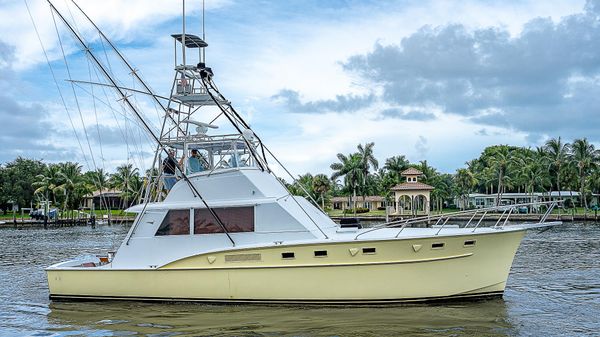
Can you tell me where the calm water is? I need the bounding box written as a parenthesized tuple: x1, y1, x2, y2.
(0, 223, 599, 337)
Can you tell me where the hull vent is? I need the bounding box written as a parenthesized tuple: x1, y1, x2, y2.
(224, 253, 262, 262)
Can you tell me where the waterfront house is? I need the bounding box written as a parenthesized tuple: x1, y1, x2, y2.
(331, 196, 385, 211)
(456, 191, 581, 210)
(83, 189, 125, 210)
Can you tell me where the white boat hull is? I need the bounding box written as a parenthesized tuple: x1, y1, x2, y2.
(47, 229, 525, 304)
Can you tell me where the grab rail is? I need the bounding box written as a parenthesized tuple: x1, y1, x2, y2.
(355, 200, 563, 240)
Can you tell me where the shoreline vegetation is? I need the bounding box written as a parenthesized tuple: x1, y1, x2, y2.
(0, 137, 599, 222)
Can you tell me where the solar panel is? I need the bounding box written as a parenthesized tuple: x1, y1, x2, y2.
(171, 34, 208, 48)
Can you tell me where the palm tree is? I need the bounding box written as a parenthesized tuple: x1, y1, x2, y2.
(84, 168, 110, 211)
(312, 174, 331, 210)
(55, 162, 86, 211)
(331, 153, 363, 215)
(589, 169, 600, 208)
(121, 174, 143, 208)
(357, 142, 379, 201)
(383, 155, 409, 183)
(292, 173, 315, 199)
(569, 138, 599, 209)
(430, 174, 452, 213)
(32, 164, 61, 206)
(417, 160, 437, 184)
(545, 137, 570, 205)
(487, 146, 515, 206)
(519, 161, 551, 212)
(454, 168, 477, 210)
(110, 164, 140, 208)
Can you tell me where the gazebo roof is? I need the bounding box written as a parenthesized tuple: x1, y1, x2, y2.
(391, 182, 434, 191)
(401, 167, 423, 176)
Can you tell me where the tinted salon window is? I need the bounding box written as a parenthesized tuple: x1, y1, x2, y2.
(194, 207, 254, 234)
(155, 209, 190, 236)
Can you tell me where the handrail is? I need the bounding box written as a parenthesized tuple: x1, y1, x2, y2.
(355, 200, 563, 240)
(464, 211, 478, 228)
(471, 210, 488, 233)
(434, 217, 451, 235)
(493, 209, 508, 228)
(499, 207, 514, 228)
(540, 202, 556, 223)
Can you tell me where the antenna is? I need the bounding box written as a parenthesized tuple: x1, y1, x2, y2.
(202, 0, 206, 63)
(182, 0, 186, 67)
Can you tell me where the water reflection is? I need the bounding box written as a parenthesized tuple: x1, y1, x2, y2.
(47, 299, 514, 336)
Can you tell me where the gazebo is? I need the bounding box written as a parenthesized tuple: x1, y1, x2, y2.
(391, 168, 434, 215)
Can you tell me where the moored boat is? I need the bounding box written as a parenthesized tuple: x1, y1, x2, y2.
(45, 0, 561, 304)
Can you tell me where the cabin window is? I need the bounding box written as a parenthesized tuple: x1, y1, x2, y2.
(431, 242, 445, 249)
(194, 206, 254, 234)
(314, 250, 328, 257)
(362, 247, 376, 254)
(282, 252, 295, 259)
(155, 209, 190, 236)
(464, 240, 476, 247)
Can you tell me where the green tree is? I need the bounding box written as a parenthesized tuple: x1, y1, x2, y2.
(357, 142, 379, 201)
(430, 173, 453, 213)
(545, 137, 570, 203)
(0, 157, 46, 211)
(569, 138, 599, 209)
(487, 146, 517, 205)
(383, 155, 409, 183)
(454, 168, 477, 210)
(312, 174, 331, 210)
(55, 162, 88, 211)
(330, 153, 363, 215)
(110, 164, 140, 208)
(32, 164, 61, 206)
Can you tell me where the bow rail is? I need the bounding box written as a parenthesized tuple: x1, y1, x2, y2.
(354, 200, 563, 240)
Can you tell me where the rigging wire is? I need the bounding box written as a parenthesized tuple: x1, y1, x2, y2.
(86, 58, 111, 215)
(24, 0, 89, 169)
(204, 78, 325, 212)
(199, 77, 330, 239)
(51, 8, 99, 173)
(48, 1, 236, 246)
(72, 80, 156, 172)
(26, 0, 118, 221)
(69, 0, 188, 137)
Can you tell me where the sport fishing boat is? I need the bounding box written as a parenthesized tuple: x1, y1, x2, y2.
(45, 0, 561, 304)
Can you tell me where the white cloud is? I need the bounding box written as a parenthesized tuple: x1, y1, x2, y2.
(0, 0, 591, 175)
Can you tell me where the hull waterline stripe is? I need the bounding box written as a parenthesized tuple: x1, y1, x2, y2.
(49, 291, 505, 305)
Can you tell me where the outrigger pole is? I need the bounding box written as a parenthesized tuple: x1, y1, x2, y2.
(47, 0, 236, 246)
(67, 0, 187, 136)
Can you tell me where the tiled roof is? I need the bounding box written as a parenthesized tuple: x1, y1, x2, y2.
(401, 167, 423, 176)
(87, 189, 122, 198)
(391, 182, 434, 191)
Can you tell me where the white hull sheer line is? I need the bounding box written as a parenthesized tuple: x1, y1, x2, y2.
(42, 0, 563, 304)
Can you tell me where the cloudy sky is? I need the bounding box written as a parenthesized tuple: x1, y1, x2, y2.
(0, 0, 598, 175)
